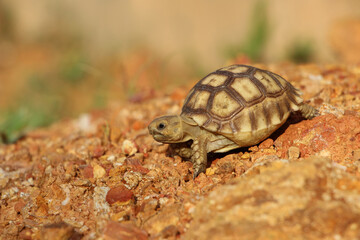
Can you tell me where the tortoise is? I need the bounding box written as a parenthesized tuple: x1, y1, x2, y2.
(148, 64, 317, 178)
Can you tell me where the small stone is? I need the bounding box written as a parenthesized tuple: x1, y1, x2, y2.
(319, 149, 331, 158)
(126, 157, 149, 174)
(122, 140, 138, 156)
(106, 185, 134, 205)
(92, 146, 106, 158)
(107, 155, 116, 162)
(241, 152, 251, 159)
(72, 179, 91, 187)
(110, 211, 129, 221)
(93, 164, 106, 178)
(159, 197, 169, 206)
(205, 167, 216, 176)
(248, 145, 259, 152)
(124, 171, 142, 189)
(288, 146, 300, 160)
(262, 148, 277, 154)
(82, 165, 94, 178)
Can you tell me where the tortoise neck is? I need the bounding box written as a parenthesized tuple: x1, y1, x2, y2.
(180, 115, 203, 141)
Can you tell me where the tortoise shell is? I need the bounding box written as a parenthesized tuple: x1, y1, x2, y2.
(181, 64, 303, 146)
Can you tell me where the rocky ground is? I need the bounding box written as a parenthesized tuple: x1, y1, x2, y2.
(1, 63, 360, 240)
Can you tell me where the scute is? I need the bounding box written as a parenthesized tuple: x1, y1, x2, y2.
(254, 71, 282, 95)
(204, 120, 220, 132)
(219, 65, 249, 74)
(270, 72, 289, 89)
(233, 108, 252, 132)
(189, 90, 210, 110)
(211, 91, 241, 118)
(201, 74, 228, 87)
(230, 77, 263, 103)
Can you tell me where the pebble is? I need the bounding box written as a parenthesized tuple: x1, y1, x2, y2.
(241, 152, 251, 159)
(92, 146, 105, 158)
(288, 146, 300, 160)
(106, 185, 134, 205)
(93, 164, 106, 179)
(124, 171, 142, 189)
(122, 140, 138, 156)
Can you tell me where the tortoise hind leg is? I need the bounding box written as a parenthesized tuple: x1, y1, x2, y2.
(299, 104, 319, 119)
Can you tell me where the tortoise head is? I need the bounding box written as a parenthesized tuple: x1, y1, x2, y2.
(148, 115, 184, 143)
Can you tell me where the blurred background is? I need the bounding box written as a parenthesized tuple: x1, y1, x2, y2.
(1, 0, 360, 142)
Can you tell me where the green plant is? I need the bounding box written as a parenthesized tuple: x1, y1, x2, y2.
(0, 106, 56, 143)
(287, 39, 314, 63)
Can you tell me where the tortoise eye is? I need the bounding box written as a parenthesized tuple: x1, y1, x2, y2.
(157, 123, 166, 130)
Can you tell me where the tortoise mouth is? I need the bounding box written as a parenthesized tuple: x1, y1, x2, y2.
(148, 127, 165, 141)
(152, 133, 180, 144)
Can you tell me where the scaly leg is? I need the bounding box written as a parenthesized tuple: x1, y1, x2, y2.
(299, 104, 319, 119)
(191, 136, 208, 179)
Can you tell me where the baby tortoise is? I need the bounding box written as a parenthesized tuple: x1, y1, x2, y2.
(148, 65, 317, 178)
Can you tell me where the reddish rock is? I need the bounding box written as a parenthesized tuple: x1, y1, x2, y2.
(126, 157, 149, 174)
(103, 221, 148, 240)
(92, 146, 106, 158)
(82, 165, 94, 178)
(122, 140, 138, 156)
(185, 157, 360, 240)
(275, 114, 360, 163)
(106, 185, 134, 205)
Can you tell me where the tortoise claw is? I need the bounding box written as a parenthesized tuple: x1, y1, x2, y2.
(193, 164, 206, 179)
(193, 170, 200, 179)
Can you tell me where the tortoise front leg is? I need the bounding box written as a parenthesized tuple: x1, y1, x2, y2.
(191, 136, 208, 178)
